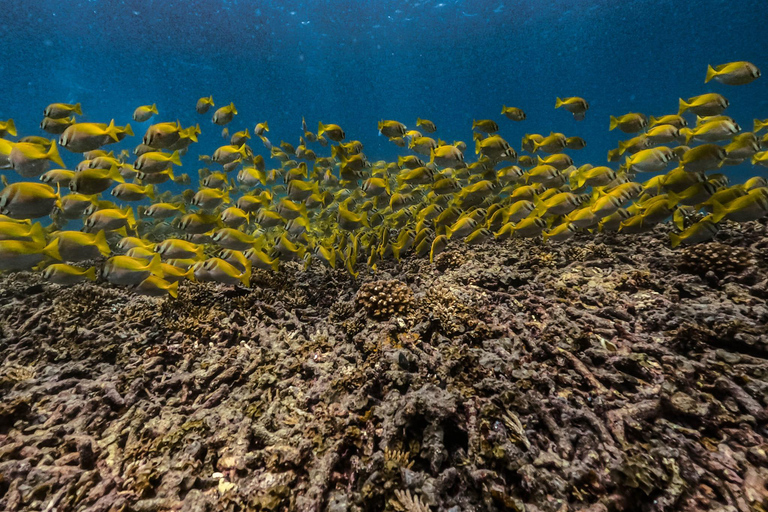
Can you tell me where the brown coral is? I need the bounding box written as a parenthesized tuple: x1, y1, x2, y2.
(677, 242, 754, 278)
(433, 249, 470, 272)
(355, 280, 413, 319)
(565, 242, 612, 262)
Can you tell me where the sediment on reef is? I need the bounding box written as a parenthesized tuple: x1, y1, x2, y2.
(1, 220, 768, 512)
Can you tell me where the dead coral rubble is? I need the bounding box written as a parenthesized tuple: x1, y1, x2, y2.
(1, 221, 768, 512)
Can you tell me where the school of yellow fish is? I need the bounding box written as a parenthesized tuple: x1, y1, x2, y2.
(0, 61, 766, 298)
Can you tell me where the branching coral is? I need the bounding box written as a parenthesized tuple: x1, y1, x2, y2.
(356, 280, 414, 319)
(677, 242, 754, 278)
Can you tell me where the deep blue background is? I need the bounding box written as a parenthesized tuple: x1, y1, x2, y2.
(1, 0, 766, 184)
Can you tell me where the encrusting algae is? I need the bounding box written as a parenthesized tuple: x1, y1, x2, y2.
(0, 60, 766, 298)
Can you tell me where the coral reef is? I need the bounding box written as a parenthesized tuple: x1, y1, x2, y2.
(1, 220, 768, 511)
(677, 241, 755, 279)
(356, 279, 414, 319)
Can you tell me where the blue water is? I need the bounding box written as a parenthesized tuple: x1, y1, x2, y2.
(1, 0, 767, 184)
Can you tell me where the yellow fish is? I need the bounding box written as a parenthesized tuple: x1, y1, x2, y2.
(669, 218, 719, 248)
(501, 106, 526, 121)
(135, 275, 179, 298)
(196, 96, 214, 114)
(0, 182, 59, 219)
(10, 141, 66, 178)
(678, 93, 729, 116)
(378, 120, 407, 138)
(102, 254, 162, 286)
(44, 103, 83, 119)
(212, 102, 238, 125)
(0, 119, 17, 137)
(42, 263, 97, 285)
(0, 238, 61, 271)
(609, 113, 647, 133)
(555, 97, 589, 120)
(705, 61, 760, 85)
(318, 122, 345, 142)
(472, 119, 499, 134)
(133, 104, 158, 122)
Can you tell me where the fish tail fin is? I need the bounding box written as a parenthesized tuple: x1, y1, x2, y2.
(239, 268, 251, 287)
(317, 121, 325, 136)
(167, 280, 179, 299)
(649, 116, 658, 126)
(94, 229, 111, 257)
(73, 103, 83, 115)
(754, 119, 766, 133)
(170, 150, 182, 166)
(678, 98, 689, 115)
(345, 253, 359, 278)
(684, 129, 695, 145)
(43, 238, 62, 261)
(609, 116, 618, 131)
(331, 144, 346, 162)
(669, 232, 682, 249)
(85, 266, 98, 281)
(150, 103, 158, 114)
(124, 206, 137, 232)
(145, 184, 156, 201)
(710, 200, 727, 224)
(555, 97, 563, 108)
(46, 141, 65, 167)
(229, 102, 237, 115)
(29, 222, 46, 244)
(705, 64, 717, 83)
(429, 147, 436, 165)
(666, 191, 681, 209)
(122, 124, 134, 137)
(110, 164, 125, 184)
(500, 105, 506, 114)
(148, 254, 163, 276)
(673, 209, 686, 231)
(5, 118, 16, 137)
(105, 119, 120, 142)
